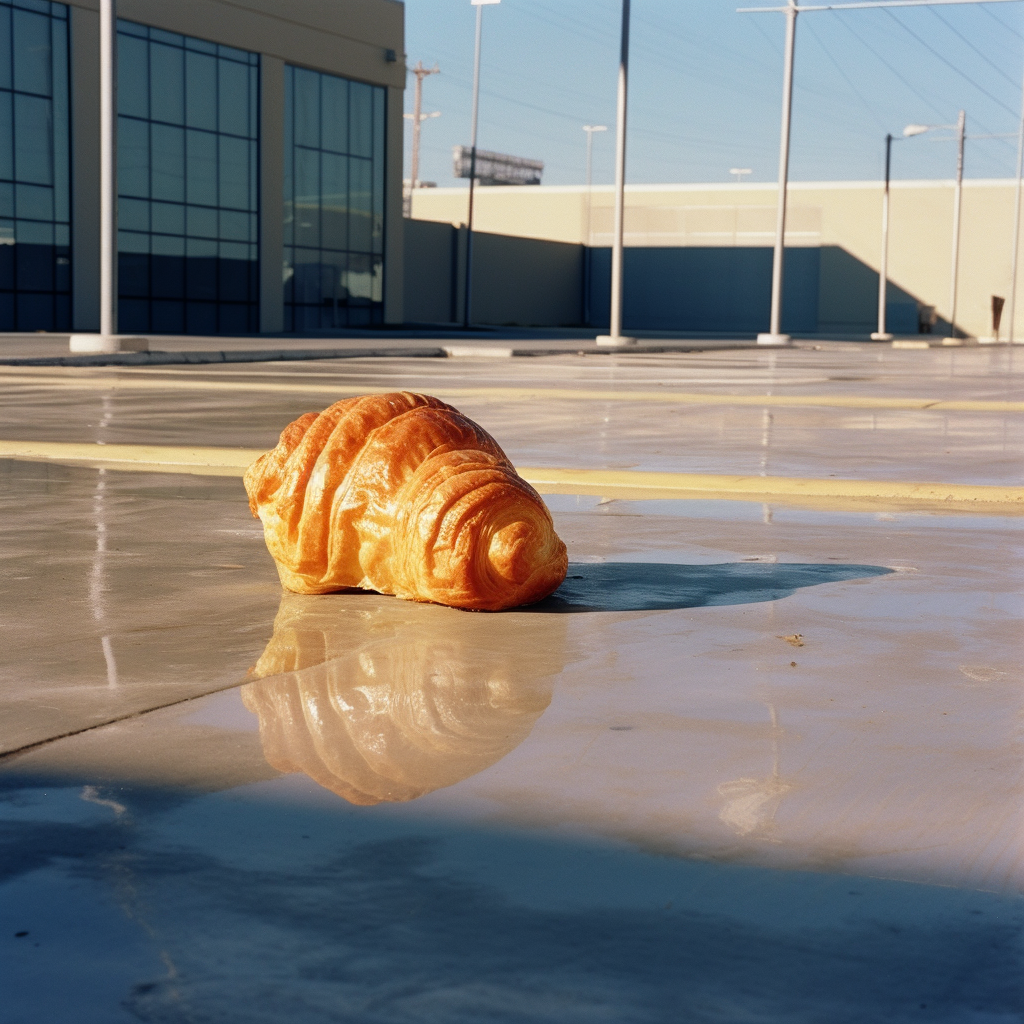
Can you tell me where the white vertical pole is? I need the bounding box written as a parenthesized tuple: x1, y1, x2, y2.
(597, 0, 636, 346)
(463, 2, 484, 328)
(584, 126, 594, 327)
(949, 109, 965, 339)
(872, 133, 893, 340)
(759, 0, 797, 346)
(1009, 69, 1024, 345)
(99, 0, 117, 338)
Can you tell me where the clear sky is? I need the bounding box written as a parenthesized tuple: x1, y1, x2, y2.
(402, 0, 1024, 188)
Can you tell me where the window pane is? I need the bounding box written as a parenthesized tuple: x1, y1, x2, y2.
(151, 123, 184, 202)
(51, 15, 68, 221)
(150, 28, 183, 47)
(185, 50, 216, 130)
(117, 32, 148, 118)
(117, 115, 148, 197)
(186, 204, 217, 238)
(151, 201, 184, 235)
(15, 181, 51, 219)
(118, 196, 148, 231)
(0, 7, 12, 91)
(219, 208, 249, 241)
(186, 128, 216, 206)
(150, 43, 184, 125)
(321, 74, 347, 154)
(348, 157, 371, 252)
(349, 81, 372, 158)
(15, 94, 52, 184)
(13, 9, 50, 96)
(0, 182, 12, 218)
(294, 147, 319, 248)
(292, 247, 321, 305)
(218, 134, 248, 210)
(0, 93, 12, 180)
(218, 57, 248, 137)
(320, 151, 346, 251)
(293, 67, 318, 148)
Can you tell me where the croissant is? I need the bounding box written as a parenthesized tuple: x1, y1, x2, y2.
(244, 392, 567, 610)
(241, 592, 563, 805)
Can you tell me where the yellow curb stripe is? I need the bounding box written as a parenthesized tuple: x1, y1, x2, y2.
(2, 440, 1020, 512)
(0, 373, 1021, 413)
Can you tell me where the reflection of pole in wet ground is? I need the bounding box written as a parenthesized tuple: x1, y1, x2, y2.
(90, 394, 118, 688)
(717, 702, 792, 839)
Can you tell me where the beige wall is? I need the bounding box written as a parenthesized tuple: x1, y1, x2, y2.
(66, 0, 405, 330)
(410, 181, 1022, 339)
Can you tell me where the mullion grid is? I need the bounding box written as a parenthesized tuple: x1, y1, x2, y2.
(117, 21, 258, 335)
(0, 0, 70, 332)
(285, 65, 384, 332)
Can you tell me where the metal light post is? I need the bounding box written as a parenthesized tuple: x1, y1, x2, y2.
(871, 132, 895, 341)
(597, 0, 636, 346)
(949, 109, 966, 339)
(757, 0, 798, 346)
(582, 124, 607, 327)
(1009, 66, 1024, 344)
(463, 0, 499, 329)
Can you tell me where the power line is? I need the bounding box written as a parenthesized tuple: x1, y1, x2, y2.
(929, 6, 1020, 88)
(803, 17, 889, 131)
(980, 3, 1024, 41)
(883, 7, 1019, 118)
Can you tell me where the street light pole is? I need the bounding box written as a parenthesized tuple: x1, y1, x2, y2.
(1009, 69, 1024, 345)
(582, 124, 607, 328)
(871, 132, 894, 341)
(948, 109, 966, 339)
(463, 0, 498, 329)
(597, 0, 636, 346)
(758, 0, 798, 346)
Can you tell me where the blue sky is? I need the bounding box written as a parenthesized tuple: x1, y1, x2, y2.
(402, 0, 1024, 187)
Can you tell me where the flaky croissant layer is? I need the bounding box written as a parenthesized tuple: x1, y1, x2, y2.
(244, 392, 568, 610)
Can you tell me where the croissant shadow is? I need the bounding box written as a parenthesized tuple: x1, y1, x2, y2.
(532, 562, 893, 613)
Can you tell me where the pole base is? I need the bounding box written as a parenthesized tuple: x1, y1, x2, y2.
(756, 333, 791, 346)
(595, 334, 638, 347)
(69, 334, 149, 354)
(870, 332, 894, 342)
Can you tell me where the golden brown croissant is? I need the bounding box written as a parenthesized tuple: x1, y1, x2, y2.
(241, 593, 564, 805)
(244, 392, 567, 610)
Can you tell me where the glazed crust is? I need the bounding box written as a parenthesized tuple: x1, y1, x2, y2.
(244, 392, 568, 610)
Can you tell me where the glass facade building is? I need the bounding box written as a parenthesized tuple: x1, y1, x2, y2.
(284, 65, 385, 329)
(116, 21, 259, 334)
(0, 0, 70, 332)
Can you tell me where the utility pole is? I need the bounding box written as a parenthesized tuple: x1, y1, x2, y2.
(871, 132, 894, 341)
(1009, 70, 1023, 344)
(596, 0, 636, 346)
(582, 124, 607, 327)
(949, 109, 965, 339)
(408, 61, 439, 193)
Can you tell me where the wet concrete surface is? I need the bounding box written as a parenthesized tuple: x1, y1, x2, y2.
(1, 346, 1022, 1022)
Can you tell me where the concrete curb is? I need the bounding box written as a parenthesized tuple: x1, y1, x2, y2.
(0, 342, 760, 368)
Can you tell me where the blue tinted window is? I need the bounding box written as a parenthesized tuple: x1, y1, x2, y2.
(0, 0, 69, 332)
(117, 20, 259, 334)
(12, 9, 49, 95)
(284, 65, 385, 330)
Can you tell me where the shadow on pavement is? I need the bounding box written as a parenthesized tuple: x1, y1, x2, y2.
(536, 561, 893, 612)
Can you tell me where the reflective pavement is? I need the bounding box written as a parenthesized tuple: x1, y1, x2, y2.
(1, 346, 1022, 1022)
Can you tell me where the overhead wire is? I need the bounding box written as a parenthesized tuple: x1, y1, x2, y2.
(802, 18, 889, 132)
(882, 8, 1019, 120)
(928, 7, 1020, 89)
(980, 3, 1024, 43)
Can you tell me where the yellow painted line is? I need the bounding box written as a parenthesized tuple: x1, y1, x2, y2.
(2, 440, 1020, 513)
(0, 373, 1020, 413)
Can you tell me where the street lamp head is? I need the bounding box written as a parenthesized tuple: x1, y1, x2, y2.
(583, 125, 608, 133)
(903, 124, 931, 137)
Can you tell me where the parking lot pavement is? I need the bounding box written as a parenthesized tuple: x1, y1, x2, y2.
(1, 345, 1022, 1022)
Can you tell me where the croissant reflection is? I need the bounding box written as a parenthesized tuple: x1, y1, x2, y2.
(241, 593, 568, 805)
